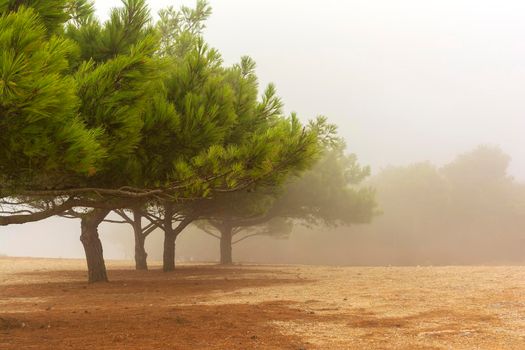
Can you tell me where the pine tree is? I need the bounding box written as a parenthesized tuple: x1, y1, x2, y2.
(197, 147, 378, 264)
(0, 5, 103, 191)
(0, 0, 341, 282)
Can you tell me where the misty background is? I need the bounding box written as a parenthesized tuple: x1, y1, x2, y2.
(1, 0, 524, 264)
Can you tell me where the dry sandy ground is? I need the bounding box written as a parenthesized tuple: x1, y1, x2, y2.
(0, 257, 524, 349)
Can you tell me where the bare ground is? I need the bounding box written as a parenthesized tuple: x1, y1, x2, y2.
(1, 257, 524, 349)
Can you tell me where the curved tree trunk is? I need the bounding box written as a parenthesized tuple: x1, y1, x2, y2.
(80, 208, 110, 283)
(132, 209, 148, 270)
(219, 225, 233, 265)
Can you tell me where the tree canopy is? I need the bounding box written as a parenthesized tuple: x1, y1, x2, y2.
(196, 145, 378, 263)
(0, 0, 329, 207)
(0, 0, 345, 281)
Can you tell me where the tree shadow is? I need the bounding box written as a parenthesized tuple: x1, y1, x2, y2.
(1, 265, 309, 299)
(0, 266, 318, 349)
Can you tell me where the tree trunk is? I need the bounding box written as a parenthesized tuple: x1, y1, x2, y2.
(163, 229, 176, 272)
(132, 209, 148, 270)
(80, 208, 110, 283)
(162, 203, 176, 272)
(162, 207, 194, 272)
(220, 225, 233, 265)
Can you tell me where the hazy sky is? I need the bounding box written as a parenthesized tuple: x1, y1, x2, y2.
(94, 0, 525, 180)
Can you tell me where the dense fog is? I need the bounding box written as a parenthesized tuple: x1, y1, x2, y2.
(95, 0, 525, 181)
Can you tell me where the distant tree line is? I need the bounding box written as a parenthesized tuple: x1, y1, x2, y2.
(337, 145, 525, 265)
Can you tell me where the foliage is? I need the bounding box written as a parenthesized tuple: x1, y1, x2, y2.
(0, 0, 332, 221)
(65, 0, 153, 63)
(64, 0, 96, 27)
(0, 6, 103, 190)
(197, 145, 378, 244)
(157, 0, 211, 57)
(274, 147, 376, 227)
(0, 0, 71, 34)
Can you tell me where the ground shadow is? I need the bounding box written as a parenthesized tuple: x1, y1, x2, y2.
(1, 265, 307, 299)
(0, 266, 318, 349)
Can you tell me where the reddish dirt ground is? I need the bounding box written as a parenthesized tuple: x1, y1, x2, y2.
(1, 257, 525, 349)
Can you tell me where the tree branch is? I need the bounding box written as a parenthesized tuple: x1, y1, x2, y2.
(143, 213, 164, 230)
(173, 216, 195, 237)
(114, 209, 134, 224)
(0, 198, 77, 225)
(143, 223, 158, 237)
(103, 219, 128, 224)
(199, 226, 221, 240)
(232, 232, 264, 245)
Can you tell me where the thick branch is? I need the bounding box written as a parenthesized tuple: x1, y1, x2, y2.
(173, 216, 195, 237)
(143, 224, 158, 237)
(0, 198, 76, 225)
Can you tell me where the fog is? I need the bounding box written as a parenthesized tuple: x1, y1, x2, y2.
(1, 1, 524, 265)
(94, 0, 525, 180)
